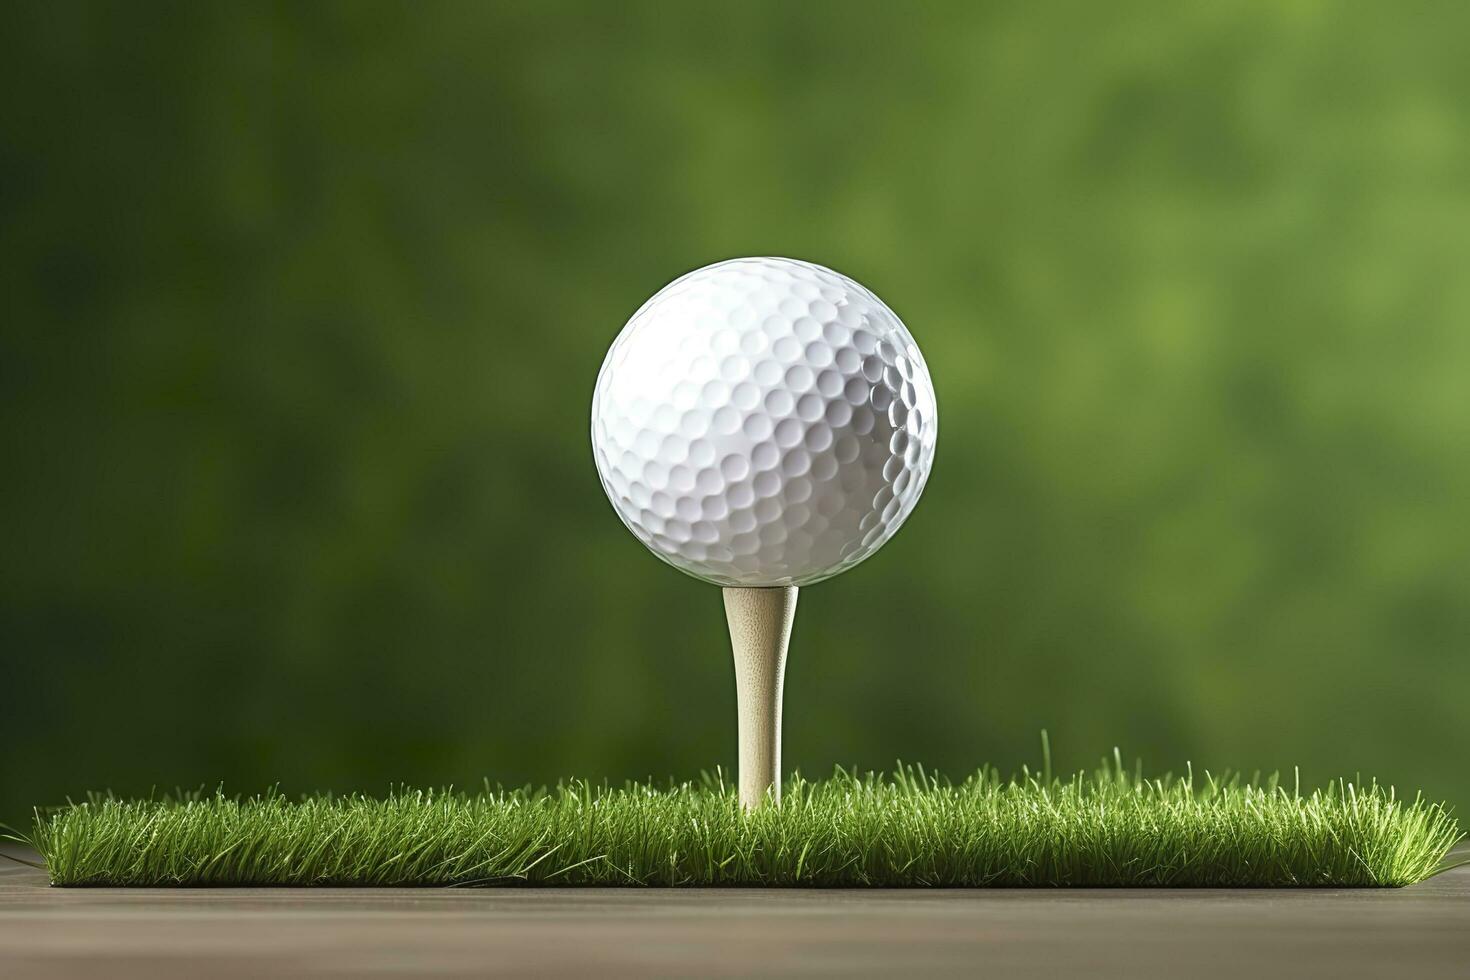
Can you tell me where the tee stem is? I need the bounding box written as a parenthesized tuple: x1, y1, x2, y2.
(722, 585, 798, 810)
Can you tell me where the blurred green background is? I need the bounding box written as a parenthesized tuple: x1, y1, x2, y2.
(3, 0, 1468, 828)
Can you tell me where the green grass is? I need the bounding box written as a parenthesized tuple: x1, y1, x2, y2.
(17, 755, 1463, 888)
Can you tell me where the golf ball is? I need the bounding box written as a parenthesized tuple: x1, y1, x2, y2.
(591, 257, 937, 587)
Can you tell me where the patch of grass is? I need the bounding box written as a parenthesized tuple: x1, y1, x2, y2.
(20, 755, 1463, 888)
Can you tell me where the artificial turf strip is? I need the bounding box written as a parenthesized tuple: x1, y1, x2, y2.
(23, 762, 1464, 888)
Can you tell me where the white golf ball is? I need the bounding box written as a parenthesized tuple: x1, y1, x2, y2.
(591, 257, 937, 587)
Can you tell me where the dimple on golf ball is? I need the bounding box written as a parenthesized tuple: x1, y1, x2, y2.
(591, 257, 938, 587)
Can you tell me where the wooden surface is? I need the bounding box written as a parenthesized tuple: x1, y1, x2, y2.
(722, 585, 798, 809)
(2, 849, 1466, 979)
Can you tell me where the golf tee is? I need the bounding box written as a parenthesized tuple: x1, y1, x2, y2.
(722, 585, 798, 810)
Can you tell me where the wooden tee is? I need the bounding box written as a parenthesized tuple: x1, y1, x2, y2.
(722, 585, 798, 810)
